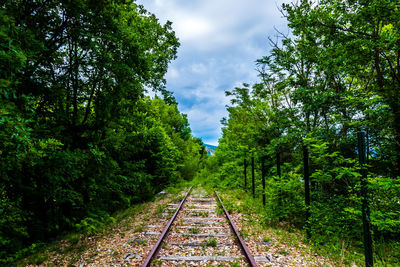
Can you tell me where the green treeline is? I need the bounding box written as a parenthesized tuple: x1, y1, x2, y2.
(0, 0, 205, 262)
(199, 0, 400, 263)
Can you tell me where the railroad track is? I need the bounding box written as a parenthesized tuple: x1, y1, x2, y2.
(141, 187, 269, 266)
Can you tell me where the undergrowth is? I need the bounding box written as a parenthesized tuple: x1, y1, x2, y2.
(197, 178, 398, 266)
(14, 180, 191, 266)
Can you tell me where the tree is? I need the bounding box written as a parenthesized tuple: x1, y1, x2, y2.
(0, 1, 206, 262)
(283, 0, 400, 176)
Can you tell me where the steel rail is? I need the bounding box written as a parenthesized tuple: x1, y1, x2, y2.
(215, 191, 258, 267)
(142, 186, 193, 267)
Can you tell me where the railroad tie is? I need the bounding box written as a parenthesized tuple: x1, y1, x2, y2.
(141, 188, 258, 267)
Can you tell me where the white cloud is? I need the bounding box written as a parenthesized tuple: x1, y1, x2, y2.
(138, 0, 291, 145)
(183, 101, 227, 139)
(140, 0, 289, 51)
(174, 15, 213, 43)
(166, 67, 179, 79)
(190, 63, 207, 74)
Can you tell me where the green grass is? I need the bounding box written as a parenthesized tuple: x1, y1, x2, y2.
(154, 203, 168, 217)
(216, 206, 224, 215)
(153, 259, 163, 265)
(67, 233, 81, 244)
(27, 253, 49, 265)
(189, 227, 200, 234)
(278, 249, 289, 255)
(263, 236, 271, 242)
(204, 238, 217, 247)
(174, 195, 185, 202)
(192, 210, 209, 217)
(239, 229, 249, 239)
(186, 204, 196, 209)
(228, 260, 241, 266)
(134, 224, 145, 233)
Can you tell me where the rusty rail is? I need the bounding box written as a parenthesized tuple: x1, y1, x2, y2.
(215, 191, 258, 267)
(142, 186, 193, 267)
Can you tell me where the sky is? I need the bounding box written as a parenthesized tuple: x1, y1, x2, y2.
(137, 0, 290, 146)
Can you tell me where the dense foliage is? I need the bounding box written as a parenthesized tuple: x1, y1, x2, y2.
(199, 0, 400, 263)
(0, 0, 205, 262)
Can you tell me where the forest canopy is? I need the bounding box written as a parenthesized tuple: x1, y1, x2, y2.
(0, 0, 205, 262)
(198, 0, 400, 264)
